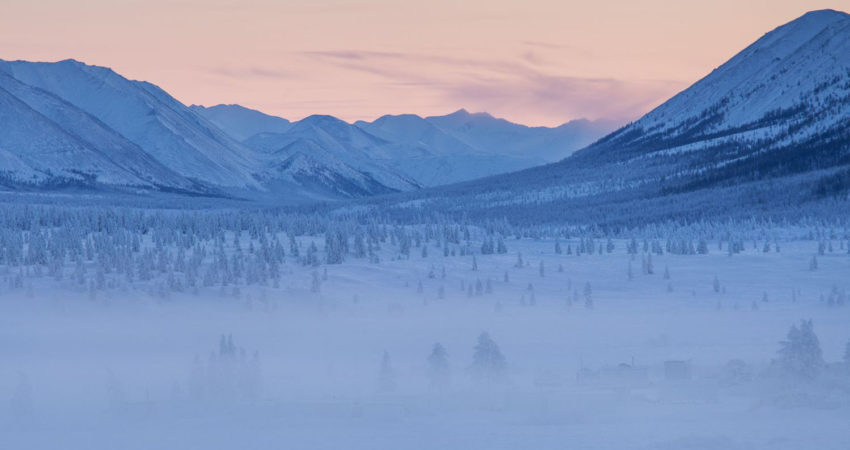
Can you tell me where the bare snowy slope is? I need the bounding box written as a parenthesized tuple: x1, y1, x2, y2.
(0, 70, 202, 191)
(191, 104, 292, 141)
(0, 59, 261, 189)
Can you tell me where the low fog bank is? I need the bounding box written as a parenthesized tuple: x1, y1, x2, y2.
(1, 237, 850, 449)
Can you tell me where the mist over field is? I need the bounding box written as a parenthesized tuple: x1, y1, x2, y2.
(2, 4, 850, 449)
(1, 209, 848, 449)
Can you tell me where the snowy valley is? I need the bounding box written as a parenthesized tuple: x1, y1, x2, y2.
(0, 205, 849, 449)
(1, 6, 850, 450)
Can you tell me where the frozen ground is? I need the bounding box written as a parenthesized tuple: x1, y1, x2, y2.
(1, 238, 849, 449)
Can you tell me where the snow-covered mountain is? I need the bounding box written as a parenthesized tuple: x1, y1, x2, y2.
(0, 67, 204, 192)
(365, 10, 850, 225)
(354, 112, 542, 186)
(191, 104, 292, 141)
(0, 59, 261, 189)
(1, 58, 602, 199)
(423, 109, 615, 162)
(230, 108, 612, 187)
(245, 115, 421, 195)
(360, 110, 614, 185)
(0, 60, 420, 199)
(578, 8, 850, 190)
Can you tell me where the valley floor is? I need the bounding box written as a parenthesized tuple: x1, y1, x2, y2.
(1, 239, 849, 450)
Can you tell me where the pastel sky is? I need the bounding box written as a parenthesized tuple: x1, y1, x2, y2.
(1, 0, 846, 126)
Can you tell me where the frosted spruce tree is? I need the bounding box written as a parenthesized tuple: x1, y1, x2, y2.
(378, 351, 396, 393)
(777, 319, 824, 380)
(843, 339, 850, 367)
(427, 343, 450, 389)
(470, 332, 506, 384)
(10, 373, 33, 419)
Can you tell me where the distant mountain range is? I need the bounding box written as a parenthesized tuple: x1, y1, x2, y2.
(3, 8, 848, 225)
(360, 9, 850, 225)
(0, 58, 612, 200)
(192, 105, 613, 187)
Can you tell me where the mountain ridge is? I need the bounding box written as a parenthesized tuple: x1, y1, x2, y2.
(347, 9, 850, 226)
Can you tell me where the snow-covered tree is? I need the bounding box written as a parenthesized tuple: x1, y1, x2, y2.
(427, 343, 450, 389)
(470, 332, 506, 384)
(777, 319, 824, 380)
(378, 351, 396, 393)
(844, 339, 850, 366)
(10, 373, 32, 418)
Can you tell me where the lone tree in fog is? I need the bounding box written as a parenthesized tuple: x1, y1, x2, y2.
(471, 332, 506, 383)
(378, 351, 396, 393)
(843, 339, 850, 366)
(777, 319, 824, 380)
(427, 343, 450, 388)
(10, 373, 32, 418)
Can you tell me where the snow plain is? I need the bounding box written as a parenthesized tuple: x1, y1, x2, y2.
(1, 238, 849, 450)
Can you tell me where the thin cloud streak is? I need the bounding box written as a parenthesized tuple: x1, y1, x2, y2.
(206, 66, 299, 80)
(302, 49, 685, 124)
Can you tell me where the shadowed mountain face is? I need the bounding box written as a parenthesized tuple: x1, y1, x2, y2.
(357, 10, 850, 226)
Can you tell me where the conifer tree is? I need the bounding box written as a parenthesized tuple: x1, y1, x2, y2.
(427, 343, 450, 389)
(471, 332, 506, 384)
(378, 351, 396, 393)
(777, 319, 824, 379)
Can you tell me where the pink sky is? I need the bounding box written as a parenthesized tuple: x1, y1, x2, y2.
(1, 0, 846, 126)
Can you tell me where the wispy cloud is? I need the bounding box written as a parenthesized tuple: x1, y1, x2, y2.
(302, 49, 684, 124)
(206, 65, 298, 80)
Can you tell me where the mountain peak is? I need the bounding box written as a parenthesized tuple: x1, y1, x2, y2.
(431, 109, 498, 124)
(763, 9, 850, 48)
(56, 58, 86, 65)
(799, 9, 849, 21)
(300, 114, 348, 125)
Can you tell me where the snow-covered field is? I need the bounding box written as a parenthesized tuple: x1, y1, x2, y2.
(1, 237, 849, 450)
